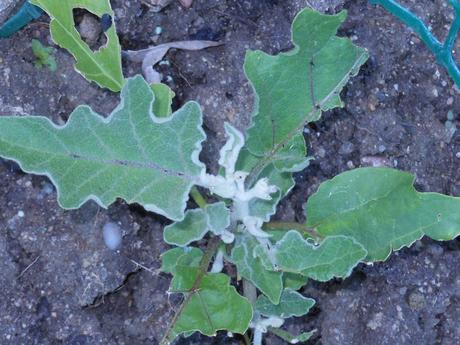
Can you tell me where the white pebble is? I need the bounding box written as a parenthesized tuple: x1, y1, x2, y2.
(17, 210, 24, 218)
(103, 222, 122, 250)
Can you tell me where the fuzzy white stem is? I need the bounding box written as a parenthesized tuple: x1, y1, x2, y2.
(210, 248, 225, 273)
(253, 329, 263, 345)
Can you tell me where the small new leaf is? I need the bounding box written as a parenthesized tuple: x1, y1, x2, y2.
(30, 0, 124, 91)
(32, 39, 57, 72)
(219, 123, 245, 176)
(205, 202, 230, 235)
(0, 76, 205, 221)
(306, 167, 460, 261)
(256, 289, 315, 319)
(275, 231, 367, 281)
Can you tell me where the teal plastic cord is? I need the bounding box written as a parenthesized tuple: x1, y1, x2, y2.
(0, 1, 43, 39)
(370, 0, 460, 87)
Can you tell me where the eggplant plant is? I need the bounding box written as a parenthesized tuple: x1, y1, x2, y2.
(1, 2, 459, 344)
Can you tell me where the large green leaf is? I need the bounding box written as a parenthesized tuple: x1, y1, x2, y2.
(30, 0, 124, 91)
(160, 248, 253, 338)
(0, 76, 205, 221)
(231, 234, 283, 304)
(275, 231, 367, 281)
(306, 168, 460, 261)
(171, 273, 253, 338)
(255, 289, 315, 319)
(243, 8, 368, 167)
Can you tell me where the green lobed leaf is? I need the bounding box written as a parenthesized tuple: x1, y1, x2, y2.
(171, 273, 253, 338)
(164, 209, 208, 246)
(256, 289, 315, 319)
(236, 10, 366, 223)
(0, 76, 205, 221)
(243, 8, 368, 168)
(160, 249, 252, 338)
(231, 234, 283, 304)
(275, 231, 367, 281)
(306, 167, 460, 261)
(30, 0, 124, 91)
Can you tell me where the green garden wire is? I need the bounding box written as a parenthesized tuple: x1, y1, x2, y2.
(370, 0, 460, 87)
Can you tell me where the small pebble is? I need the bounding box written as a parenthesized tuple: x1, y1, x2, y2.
(361, 156, 392, 167)
(103, 222, 122, 250)
(407, 291, 426, 310)
(346, 160, 355, 169)
(447, 110, 454, 121)
(78, 14, 101, 44)
(316, 147, 326, 158)
(41, 182, 54, 195)
(17, 210, 24, 218)
(155, 26, 163, 35)
(376, 91, 386, 102)
(339, 141, 354, 155)
(427, 244, 444, 257)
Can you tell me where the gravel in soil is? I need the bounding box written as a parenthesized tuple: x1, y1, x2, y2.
(0, 0, 459, 344)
